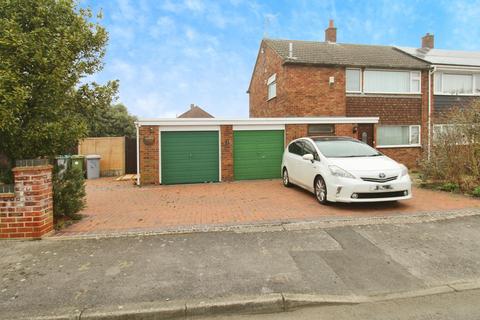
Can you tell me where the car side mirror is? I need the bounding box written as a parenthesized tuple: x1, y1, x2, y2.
(302, 154, 314, 162)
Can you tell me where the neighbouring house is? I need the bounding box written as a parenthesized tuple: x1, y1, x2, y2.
(248, 20, 431, 168)
(396, 35, 480, 146)
(178, 104, 214, 118)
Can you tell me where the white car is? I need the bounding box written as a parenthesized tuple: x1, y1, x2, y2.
(281, 136, 412, 204)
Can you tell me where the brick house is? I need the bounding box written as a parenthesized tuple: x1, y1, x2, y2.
(397, 35, 480, 149)
(248, 20, 431, 167)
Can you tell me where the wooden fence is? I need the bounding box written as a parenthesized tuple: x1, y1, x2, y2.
(78, 137, 125, 176)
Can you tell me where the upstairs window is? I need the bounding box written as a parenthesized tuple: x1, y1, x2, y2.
(267, 73, 276, 100)
(346, 68, 361, 92)
(364, 70, 421, 94)
(435, 72, 480, 95)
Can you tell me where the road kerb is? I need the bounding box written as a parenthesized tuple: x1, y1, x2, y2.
(185, 294, 284, 317)
(282, 293, 366, 311)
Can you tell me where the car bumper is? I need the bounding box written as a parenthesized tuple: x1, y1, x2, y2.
(327, 175, 412, 203)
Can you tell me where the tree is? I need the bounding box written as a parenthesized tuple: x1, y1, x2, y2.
(0, 0, 118, 163)
(87, 103, 138, 138)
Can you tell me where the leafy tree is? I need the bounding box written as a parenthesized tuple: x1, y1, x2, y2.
(0, 0, 118, 163)
(87, 103, 138, 138)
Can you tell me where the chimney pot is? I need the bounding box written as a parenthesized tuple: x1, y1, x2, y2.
(325, 19, 337, 43)
(421, 33, 434, 49)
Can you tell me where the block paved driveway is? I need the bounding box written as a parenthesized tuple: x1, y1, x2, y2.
(54, 178, 480, 237)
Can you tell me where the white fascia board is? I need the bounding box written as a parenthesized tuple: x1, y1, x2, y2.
(135, 117, 379, 126)
(433, 65, 480, 72)
(233, 124, 285, 131)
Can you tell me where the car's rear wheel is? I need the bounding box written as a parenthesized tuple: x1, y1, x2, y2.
(282, 168, 292, 187)
(314, 176, 328, 205)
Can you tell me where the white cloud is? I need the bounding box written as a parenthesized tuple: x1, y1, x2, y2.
(184, 0, 205, 13)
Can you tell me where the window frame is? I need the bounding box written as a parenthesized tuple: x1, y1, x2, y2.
(346, 68, 362, 93)
(362, 69, 422, 95)
(307, 124, 335, 136)
(267, 73, 277, 100)
(376, 125, 422, 148)
(434, 71, 480, 96)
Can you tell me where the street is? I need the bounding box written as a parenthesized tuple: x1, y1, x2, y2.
(1, 211, 480, 319)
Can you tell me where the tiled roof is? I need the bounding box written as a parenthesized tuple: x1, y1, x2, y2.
(177, 105, 214, 118)
(264, 39, 429, 69)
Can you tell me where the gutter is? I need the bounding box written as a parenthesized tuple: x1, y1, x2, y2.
(135, 123, 140, 186)
(427, 66, 436, 160)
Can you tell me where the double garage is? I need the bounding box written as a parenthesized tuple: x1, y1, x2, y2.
(136, 118, 378, 185)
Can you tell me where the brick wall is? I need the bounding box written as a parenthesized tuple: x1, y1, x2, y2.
(285, 124, 308, 144)
(249, 41, 346, 117)
(0, 165, 53, 239)
(377, 147, 421, 168)
(221, 125, 233, 182)
(139, 126, 159, 185)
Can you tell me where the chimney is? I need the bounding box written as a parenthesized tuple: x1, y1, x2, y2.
(325, 19, 336, 43)
(422, 33, 434, 49)
(190, 103, 195, 110)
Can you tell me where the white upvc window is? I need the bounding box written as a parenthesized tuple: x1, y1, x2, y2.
(363, 70, 421, 94)
(376, 125, 421, 147)
(434, 72, 480, 95)
(267, 73, 276, 100)
(433, 124, 471, 145)
(346, 68, 361, 92)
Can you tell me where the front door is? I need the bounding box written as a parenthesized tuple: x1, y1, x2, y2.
(357, 124, 374, 146)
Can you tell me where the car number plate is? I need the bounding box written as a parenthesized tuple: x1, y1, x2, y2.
(371, 185, 393, 191)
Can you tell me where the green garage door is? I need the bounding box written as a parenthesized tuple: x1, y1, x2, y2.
(161, 131, 219, 184)
(234, 130, 284, 180)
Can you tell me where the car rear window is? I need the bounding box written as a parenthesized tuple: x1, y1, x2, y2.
(314, 140, 381, 158)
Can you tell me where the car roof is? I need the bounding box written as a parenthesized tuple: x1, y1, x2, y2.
(309, 136, 357, 142)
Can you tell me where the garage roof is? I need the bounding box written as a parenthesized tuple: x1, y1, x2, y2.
(136, 117, 379, 126)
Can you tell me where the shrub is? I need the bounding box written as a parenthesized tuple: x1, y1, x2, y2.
(438, 182, 459, 192)
(53, 165, 86, 220)
(473, 187, 480, 198)
(420, 101, 480, 194)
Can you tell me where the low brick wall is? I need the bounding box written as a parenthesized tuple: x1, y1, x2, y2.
(0, 165, 53, 239)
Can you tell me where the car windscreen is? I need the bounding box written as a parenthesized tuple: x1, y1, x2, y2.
(314, 140, 382, 158)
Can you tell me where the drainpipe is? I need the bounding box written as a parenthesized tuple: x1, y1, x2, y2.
(427, 66, 436, 160)
(135, 123, 140, 186)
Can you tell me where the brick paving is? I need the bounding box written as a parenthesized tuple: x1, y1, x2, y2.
(55, 178, 480, 237)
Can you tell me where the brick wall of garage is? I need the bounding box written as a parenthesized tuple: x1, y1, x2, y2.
(139, 122, 377, 185)
(221, 125, 233, 182)
(139, 126, 159, 185)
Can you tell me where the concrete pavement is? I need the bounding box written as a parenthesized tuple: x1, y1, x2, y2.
(1, 212, 480, 319)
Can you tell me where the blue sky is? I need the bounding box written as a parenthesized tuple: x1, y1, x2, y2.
(82, 0, 480, 119)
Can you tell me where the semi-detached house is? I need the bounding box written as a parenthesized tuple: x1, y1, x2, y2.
(136, 21, 480, 186)
(248, 21, 430, 168)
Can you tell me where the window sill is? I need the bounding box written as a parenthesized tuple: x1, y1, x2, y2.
(376, 144, 421, 149)
(434, 93, 480, 96)
(267, 96, 276, 102)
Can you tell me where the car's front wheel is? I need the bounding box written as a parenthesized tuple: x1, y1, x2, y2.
(282, 168, 292, 187)
(314, 176, 328, 205)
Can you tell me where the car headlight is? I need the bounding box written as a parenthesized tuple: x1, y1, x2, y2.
(329, 165, 355, 179)
(400, 164, 409, 177)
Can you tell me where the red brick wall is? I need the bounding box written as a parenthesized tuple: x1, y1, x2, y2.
(139, 126, 159, 185)
(249, 41, 346, 117)
(336, 124, 356, 138)
(285, 124, 308, 144)
(378, 147, 421, 168)
(221, 125, 233, 182)
(0, 165, 53, 239)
